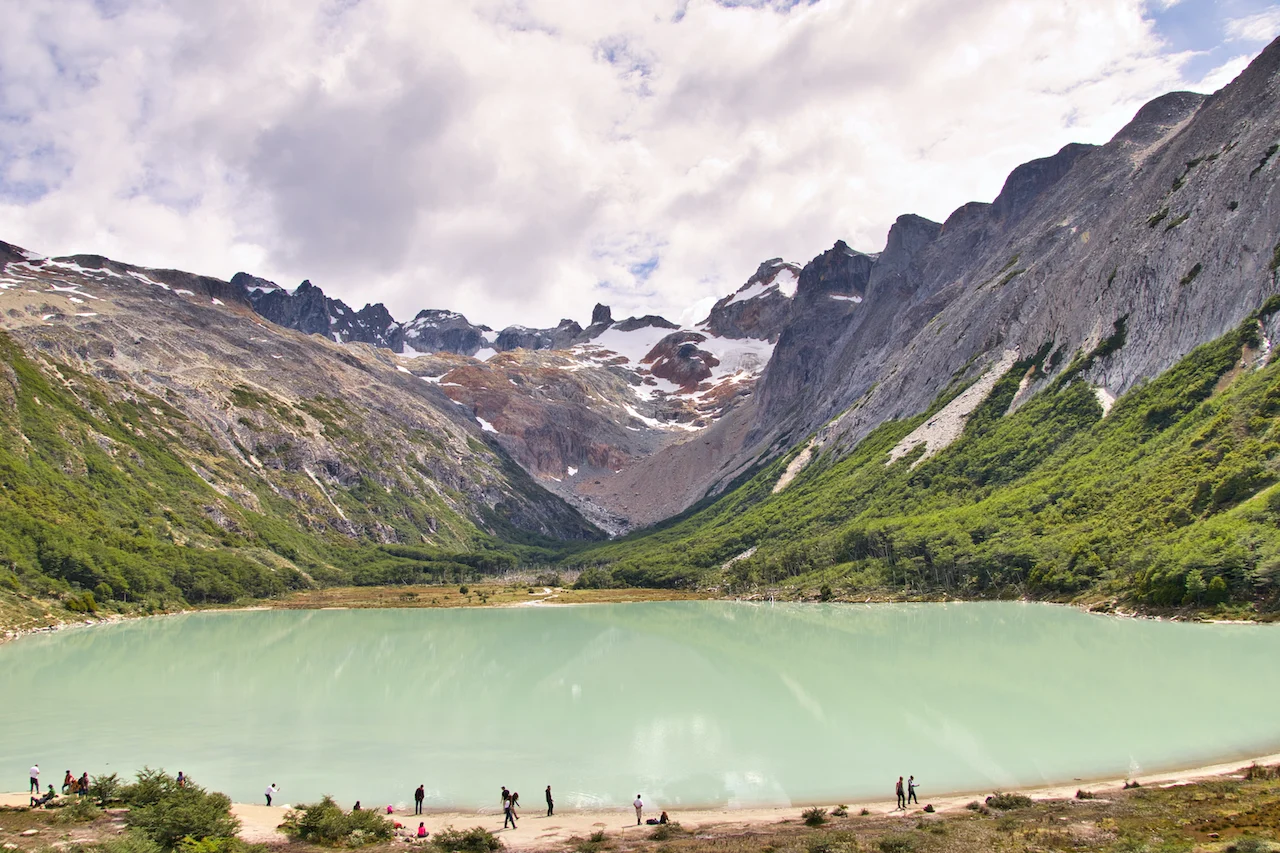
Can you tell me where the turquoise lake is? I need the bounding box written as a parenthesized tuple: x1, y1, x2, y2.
(2, 601, 1278, 811)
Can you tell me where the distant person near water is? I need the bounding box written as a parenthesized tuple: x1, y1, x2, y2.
(63, 771, 74, 794)
(176, 771, 185, 788)
(895, 777, 905, 809)
(78, 772, 89, 796)
(414, 784, 425, 815)
(353, 801, 361, 811)
(634, 794, 643, 825)
(907, 776, 918, 805)
(265, 783, 278, 806)
(545, 785, 553, 816)
(29, 764, 40, 793)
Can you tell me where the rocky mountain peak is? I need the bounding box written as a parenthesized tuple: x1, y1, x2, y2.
(796, 240, 874, 302)
(1112, 91, 1206, 145)
(591, 303, 613, 325)
(990, 142, 1098, 224)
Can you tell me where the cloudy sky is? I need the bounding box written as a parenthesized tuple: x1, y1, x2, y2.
(1, 0, 1278, 329)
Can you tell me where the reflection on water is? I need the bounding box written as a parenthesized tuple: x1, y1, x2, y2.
(2, 602, 1278, 809)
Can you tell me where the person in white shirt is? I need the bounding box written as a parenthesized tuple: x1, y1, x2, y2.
(633, 795, 643, 825)
(29, 765, 39, 793)
(265, 783, 278, 806)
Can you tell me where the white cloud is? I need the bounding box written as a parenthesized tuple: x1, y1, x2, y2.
(0, 0, 1262, 329)
(1225, 8, 1280, 43)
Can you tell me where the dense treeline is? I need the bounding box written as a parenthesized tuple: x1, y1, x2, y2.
(572, 302, 1280, 614)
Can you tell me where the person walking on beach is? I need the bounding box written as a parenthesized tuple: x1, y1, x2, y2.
(503, 791, 517, 829)
(907, 776, 918, 805)
(414, 785, 425, 815)
(895, 777, 905, 810)
(265, 783, 278, 806)
(545, 785, 553, 816)
(634, 794, 644, 825)
(29, 764, 40, 794)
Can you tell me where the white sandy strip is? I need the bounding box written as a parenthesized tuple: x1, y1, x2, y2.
(5, 752, 1278, 850)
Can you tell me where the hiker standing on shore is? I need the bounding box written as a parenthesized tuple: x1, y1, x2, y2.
(634, 794, 644, 825)
(265, 783, 278, 806)
(414, 785, 425, 815)
(907, 776, 918, 805)
(895, 777, 905, 809)
(545, 785, 553, 816)
(29, 764, 39, 793)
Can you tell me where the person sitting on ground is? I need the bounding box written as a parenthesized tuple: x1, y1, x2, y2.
(660, 811, 669, 824)
(30, 785, 56, 807)
(417, 822, 427, 838)
(387, 804, 394, 814)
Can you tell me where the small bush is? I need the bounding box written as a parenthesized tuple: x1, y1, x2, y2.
(985, 792, 1032, 810)
(877, 834, 916, 853)
(830, 805, 848, 817)
(84, 835, 165, 853)
(802, 806, 828, 827)
(458, 585, 468, 594)
(964, 801, 981, 811)
(1227, 837, 1272, 853)
(995, 815, 1019, 831)
(91, 773, 125, 806)
(176, 839, 267, 853)
(648, 822, 685, 841)
(1075, 789, 1095, 800)
(589, 830, 606, 843)
(1244, 764, 1279, 780)
(429, 826, 502, 853)
(279, 796, 393, 847)
(1123, 780, 1141, 790)
(859, 808, 870, 816)
(54, 799, 103, 824)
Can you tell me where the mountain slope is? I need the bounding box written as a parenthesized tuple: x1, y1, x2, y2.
(0, 246, 599, 610)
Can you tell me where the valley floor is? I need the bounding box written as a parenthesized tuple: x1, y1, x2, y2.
(3, 754, 1279, 852)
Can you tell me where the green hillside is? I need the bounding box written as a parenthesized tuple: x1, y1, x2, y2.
(570, 301, 1280, 616)
(0, 331, 566, 620)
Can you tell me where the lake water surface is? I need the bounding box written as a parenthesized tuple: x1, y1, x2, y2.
(2, 601, 1278, 810)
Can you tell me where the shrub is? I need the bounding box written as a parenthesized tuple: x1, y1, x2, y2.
(859, 808, 870, 816)
(802, 806, 828, 827)
(91, 773, 125, 806)
(985, 792, 1032, 810)
(1123, 780, 1141, 790)
(84, 835, 165, 853)
(123, 771, 240, 849)
(964, 801, 981, 811)
(176, 839, 266, 853)
(648, 822, 685, 841)
(877, 834, 916, 852)
(279, 796, 394, 847)
(429, 827, 502, 853)
(588, 830, 606, 843)
(1244, 763, 1279, 780)
(53, 799, 103, 824)
(830, 805, 848, 817)
(1075, 789, 1095, 800)
(1227, 837, 1272, 853)
(459, 585, 469, 594)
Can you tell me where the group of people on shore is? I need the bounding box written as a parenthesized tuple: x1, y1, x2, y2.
(26, 764, 90, 807)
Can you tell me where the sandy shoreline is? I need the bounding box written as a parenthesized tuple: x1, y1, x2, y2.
(5, 752, 1278, 850)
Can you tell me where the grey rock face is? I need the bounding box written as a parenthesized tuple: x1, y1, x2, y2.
(702, 259, 801, 341)
(403, 310, 488, 356)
